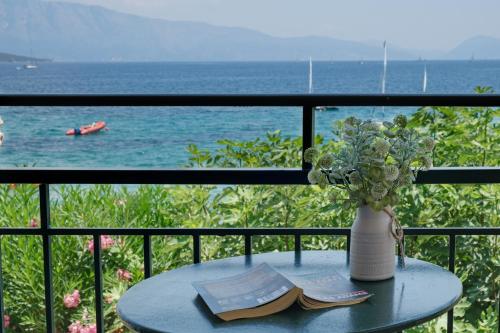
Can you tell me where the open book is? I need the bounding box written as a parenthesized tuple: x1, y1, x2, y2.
(192, 263, 371, 321)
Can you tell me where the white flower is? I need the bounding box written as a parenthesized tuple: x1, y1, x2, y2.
(345, 117, 360, 126)
(361, 121, 380, 131)
(348, 171, 363, 185)
(318, 154, 334, 169)
(421, 137, 435, 152)
(329, 192, 338, 203)
(371, 183, 388, 201)
(303, 147, 319, 163)
(396, 174, 413, 186)
(394, 114, 408, 128)
(307, 169, 323, 184)
(384, 165, 399, 181)
(421, 156, 433, 171)
(372, 139, 390, 156)
(368, 166, 384, 180)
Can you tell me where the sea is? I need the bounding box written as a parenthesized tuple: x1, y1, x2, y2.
(1, 60, 500, 168)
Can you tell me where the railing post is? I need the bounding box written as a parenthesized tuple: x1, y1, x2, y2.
(143, 235, 153, 279)
(244, 235, 252, 256)
(93, 235, 104, 333)
(447, 235, 456, 333)
(302, 105, 315, 170)
(193, 235, 201, 264)
(40, 184, 55, 333)
(294, 234, 301, 253)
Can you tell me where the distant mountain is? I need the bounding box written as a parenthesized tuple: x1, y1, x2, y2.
(446, 36, 500, 60)
(1, 0, 499, 61)
(0, 51, 49, 62)
(0, 0, 415, 61)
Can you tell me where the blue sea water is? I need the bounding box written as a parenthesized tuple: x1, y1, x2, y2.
(1, 60, 500, 168)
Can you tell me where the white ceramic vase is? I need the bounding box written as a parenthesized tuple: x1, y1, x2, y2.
(349, 205, 395, 281)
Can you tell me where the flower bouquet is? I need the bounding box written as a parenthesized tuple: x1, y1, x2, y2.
(304, 115, 435, 280)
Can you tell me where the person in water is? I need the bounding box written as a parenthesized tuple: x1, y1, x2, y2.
(71, 122, 100, 135)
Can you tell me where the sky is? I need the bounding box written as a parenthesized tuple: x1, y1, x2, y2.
(45, 0, 500, 51)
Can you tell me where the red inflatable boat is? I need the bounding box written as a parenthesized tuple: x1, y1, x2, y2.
(66, 121, 106, 136)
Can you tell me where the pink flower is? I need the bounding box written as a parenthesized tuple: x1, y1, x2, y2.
(63, 290, 80, 309)
(80, 324, 97, 333)
(101, 235, 114, 249)
(87, 235, 115, 254)
(68, 321, 83, 333)
(87, 239, 94, 253)
(29, 218, 39, 228)
(117, 268, 132, 282)
(3, 314, 10, 328)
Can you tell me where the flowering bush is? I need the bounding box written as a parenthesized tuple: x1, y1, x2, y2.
(304, 115, 435, 211)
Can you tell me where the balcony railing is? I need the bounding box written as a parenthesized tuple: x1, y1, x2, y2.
(0, 94, 499, 333)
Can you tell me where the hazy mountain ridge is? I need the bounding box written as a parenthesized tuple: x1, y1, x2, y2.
(0, 0, 414, 61)
(446, 36, 500, 60)
(0, 51, 49, 62)
(1, 0, 499, 61)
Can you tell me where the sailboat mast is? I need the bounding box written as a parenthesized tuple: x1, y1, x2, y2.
(381, 41, 387, 94)
(23, 15, 38, 69)
(423, 65, 428, 93)
(309, 57, 313, 94)
(24, 14, 35, 60)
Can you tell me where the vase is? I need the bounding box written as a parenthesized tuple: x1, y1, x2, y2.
(349, 205, 396, 281)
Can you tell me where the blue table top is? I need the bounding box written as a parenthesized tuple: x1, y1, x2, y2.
(118, 251, 462, 333)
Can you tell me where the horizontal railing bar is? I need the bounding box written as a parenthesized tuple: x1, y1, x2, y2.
(1, 94, 500, 107)
(0, 227, 497, 236)
(0, 168, 306, 185)
(0, 167, 498, 184)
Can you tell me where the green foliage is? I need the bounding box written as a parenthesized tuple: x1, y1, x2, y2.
(0, 88, 498, 332)
(409, 86, 499, 167)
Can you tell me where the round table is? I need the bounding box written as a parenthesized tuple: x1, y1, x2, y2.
(117, 251, 462, 333)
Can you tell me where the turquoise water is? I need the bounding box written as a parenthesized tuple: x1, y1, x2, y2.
(1, 61, 499, 167)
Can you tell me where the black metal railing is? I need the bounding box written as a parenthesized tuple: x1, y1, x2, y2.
(0, 94, 499, 333)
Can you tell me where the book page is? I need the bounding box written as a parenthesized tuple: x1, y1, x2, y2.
(290, 271, 370, 303)
(192, 263, 296, 314)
